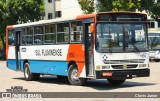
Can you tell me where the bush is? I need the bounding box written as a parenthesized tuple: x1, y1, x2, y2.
(0, 50, 6, 60)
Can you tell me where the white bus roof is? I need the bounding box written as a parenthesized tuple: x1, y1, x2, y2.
(13, 17, 76, 28)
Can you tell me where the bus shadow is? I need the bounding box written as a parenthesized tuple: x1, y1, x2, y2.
(38, 76, 70, 85)
(13, 75, 70, 85)
(85, 79, 156, 90)
(13, 76, 156, 91)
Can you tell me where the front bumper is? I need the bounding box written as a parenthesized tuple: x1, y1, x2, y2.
(95, 69, 150, 79)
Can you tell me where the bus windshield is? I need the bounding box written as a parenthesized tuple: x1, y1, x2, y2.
(96, 23, 147, 53)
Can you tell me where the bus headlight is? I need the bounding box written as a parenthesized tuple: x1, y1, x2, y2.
(96, 65, 100, 70)
(102, 65, 110, 69)
(139, 64, 146, 68)
(96, 65, 110, 70)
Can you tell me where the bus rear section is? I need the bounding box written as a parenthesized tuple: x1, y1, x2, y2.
(6, 12, 150, 86)
(6, 26, 19, 71)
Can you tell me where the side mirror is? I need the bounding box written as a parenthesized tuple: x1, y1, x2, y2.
(90, 23, 95, 33)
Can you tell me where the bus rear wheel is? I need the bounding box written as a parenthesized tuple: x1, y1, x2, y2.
(68, 63, 86, 86)
(107, 78, 126, 85)
(24, 63, 40, 81)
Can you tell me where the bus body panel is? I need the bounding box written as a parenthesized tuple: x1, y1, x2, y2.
(18, 44, 86, 77)
(29, 60, 68, 76)
(20, 45, 69, 61)
(94, 51, 149, 79)
(94, 52, 149, 67)
(6, 26, 14, 59)
(6, 38, 17, 71)
(7, 59, 17, 71)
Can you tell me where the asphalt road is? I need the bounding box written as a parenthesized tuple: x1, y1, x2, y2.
(0, 61, 160, 101)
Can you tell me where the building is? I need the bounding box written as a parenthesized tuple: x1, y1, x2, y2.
(44, 0, 160, 32)
(43, 0, 83, 20)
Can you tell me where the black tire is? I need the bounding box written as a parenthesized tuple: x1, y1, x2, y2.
(107, 78, 126, 85)
(24, 63, 40, 81)
(68, 63, 87, 86)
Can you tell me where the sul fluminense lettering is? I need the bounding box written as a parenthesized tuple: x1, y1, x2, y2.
(35, 49, 62, 56)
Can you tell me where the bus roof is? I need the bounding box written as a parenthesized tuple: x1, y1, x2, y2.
(7, 11, 147, 29)
(12, 17, 76, 28)
(97, 11, 146, 15)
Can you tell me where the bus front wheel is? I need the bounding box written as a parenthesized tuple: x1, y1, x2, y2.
(107, 78, 126, 85)
(68, 63, 86, 86)
(24, 63, 40, 81)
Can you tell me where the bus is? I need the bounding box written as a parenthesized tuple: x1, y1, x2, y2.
(6, 12, 150, 86)
(148, 32, 160, 62)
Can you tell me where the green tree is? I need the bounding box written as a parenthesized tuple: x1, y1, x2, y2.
(77, 0, 160, 20)
(151, 2, 160, 20)
(98, 0, 141, 12)
(78, 0, 141, 13)
(0, 0, 45, 59)
(98, 0, 113, 11)
(0, 0, 6, 52)
(140, 0, 160, 20)
(5, 0, 45, 25)
(78, 0, 94, 14)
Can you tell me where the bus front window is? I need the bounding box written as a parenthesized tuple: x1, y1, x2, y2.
(96, 23, 147, 53)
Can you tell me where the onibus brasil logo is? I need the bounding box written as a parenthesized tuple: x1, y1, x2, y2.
(2, 86, 42, 99)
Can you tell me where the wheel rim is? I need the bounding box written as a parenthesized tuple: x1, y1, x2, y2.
(71, 68, 79, 81)
(24, 66, 29, 78)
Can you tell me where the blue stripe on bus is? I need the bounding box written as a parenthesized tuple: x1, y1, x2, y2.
(7, 59, 17, 71)
(23, 60, 68, 76)
(7, 59, 68, 76)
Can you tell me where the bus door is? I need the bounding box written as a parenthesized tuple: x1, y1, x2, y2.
(83, 18, 94, 76)
(15, 30, 21, 71)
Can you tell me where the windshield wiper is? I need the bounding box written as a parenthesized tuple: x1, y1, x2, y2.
(129, 41, 140, 52)
(151, 36, 157, 49)
(108, 27, 112, 53)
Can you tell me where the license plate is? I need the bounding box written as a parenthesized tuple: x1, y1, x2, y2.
(102, 72, 112, 76)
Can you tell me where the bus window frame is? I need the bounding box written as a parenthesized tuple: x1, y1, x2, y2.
(44, 23, 56, 44)
(70, 20, 83, 43)
(25, 26, 34, 45)
(21, 27, 26, 45)
(8, 29, 15, 46)
(56, 21, 70, 44)
(33, 25, 44, 45)
(18, 20, 84, 46)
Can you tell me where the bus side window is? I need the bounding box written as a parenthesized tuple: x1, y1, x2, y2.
(8, 30, 15, 46)
(44, 24, 56, 44)
(22, 28, 26, 45)
(26, 27, 33, 45)
(57, 22, 69, 43)
(70, 21, 82, 43)
(34, 26, 43, 44)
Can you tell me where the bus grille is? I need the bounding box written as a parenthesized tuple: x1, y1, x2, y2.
(111, 64, 138, 69)
(103, 59, 145, 64)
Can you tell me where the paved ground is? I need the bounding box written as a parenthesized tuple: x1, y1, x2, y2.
(0, 61, 160, 101)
